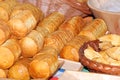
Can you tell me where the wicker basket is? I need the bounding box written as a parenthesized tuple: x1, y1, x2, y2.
(79, 40, 120, 75)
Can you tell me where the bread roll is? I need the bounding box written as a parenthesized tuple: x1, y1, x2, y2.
(28, 16, 85, 79)
(44, 30, 73, 52)
(1, 39, 21, 61)
(60, 35, 90, 62)
(59, 16, 85, 36)
(0, 69, 7, 78)
(10, 3, 44, 22)
(8, 58, 32, 80)
(29, 47, 58, 79)
(0, 0, 17, 21)
(36, 12, 65, 35)
(44, 16, 85, 52)
(8, 3, 44, 39)
(20, 12, 65, 58)
(79, 19, 108, 40)
(60, 19, 108, 62)
(20, 30, 44, 58)
(83, 16, 93, 25)
(0, 20, 11, 45)
(0, 46, 14, 69)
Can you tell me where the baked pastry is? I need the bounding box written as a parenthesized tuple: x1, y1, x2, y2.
(8, 58, 32, 80)
(59, 16, 85, 36)
(98, 34, 120, 46)
(1, 39, 21, 61)
(28, 16, 85, 79)
(79, 19, 108, 40)
(29, 47, 58, 79)
(8, 2, 44, 39)
(10, 3, 44, 22)
(0, 20, 11, 45)
(0, 69, 7, 78)
(79, 34, 120, 75)
(0, 38, 21, 69)
(44, 16, 85, 52)
(60, 35, 90, 62)
(0, 0, 17, 21)
(60, 18, 107, 62)
(36, 12, 65, 35)
(19, 12, 65, 58)
(19, 30, 44, 58)
(0, 46, 14, 69)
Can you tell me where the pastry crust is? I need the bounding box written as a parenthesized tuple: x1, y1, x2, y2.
(60, 19, 107, 62)
(98, 34, 120, 46)
(29, 47, 58, 79)
(79, 19, 108, 40)
(105, 47, 120, 61)
(0, 20, 11, 45)
(0, 46, 14, 69)
(8, 10, 37, 38)
(8, 3, 44, 39)
(8, 58, 31, 80)
(1, 39, 21, 61)
(29, 16, 85, 79)
(10, 3, 44, 22)
(0, 0, 17, 21)
(37, 12, 65, 35)
(20, 30, 44, 58)
(20, 12, 65, 58)
(44, 16, 85, 52)
(60, 35, 90, 62)
(0, 69, 7, 78)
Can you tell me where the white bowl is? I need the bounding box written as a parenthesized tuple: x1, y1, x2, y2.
(87, 0, 120, 34)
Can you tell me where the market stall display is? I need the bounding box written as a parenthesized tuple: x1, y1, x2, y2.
(0, 0, 120, 80)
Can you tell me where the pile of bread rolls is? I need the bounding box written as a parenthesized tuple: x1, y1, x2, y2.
(0, 0, 109, 80)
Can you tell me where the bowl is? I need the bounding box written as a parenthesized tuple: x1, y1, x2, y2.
(87, 0, 120, 35)
(79, 40, 120, 75)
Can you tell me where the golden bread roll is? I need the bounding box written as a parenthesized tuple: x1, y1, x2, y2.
(20, 30, 44, 58)
(29, 47, 58, 79)
(0, 0, 17, 21)
(8, 58, 32, 80)
(10, 3, 44, 22)
(60, 19, 108, 62)
(44, 16, 85, 52)
(28, 16, 85, 79)
(2, 39, 21, 61)
(60, 35, 90, 62)
(8, 10, 37, 39)
(83, 16, 93, 25)
(44, 30, 74, 52)
(0, 46, 14, 69)
(59, 16, 85, 36)
(20, 12, 65, 58)
(0, 20, 11, 45)
(36, 12, 65, 35)
(79, 19, 108, 40)
(8, 3, 44, 39)
(0, 69, 7, 78)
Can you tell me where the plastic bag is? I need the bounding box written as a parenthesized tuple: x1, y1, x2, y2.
(17, 0, 92, 19)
